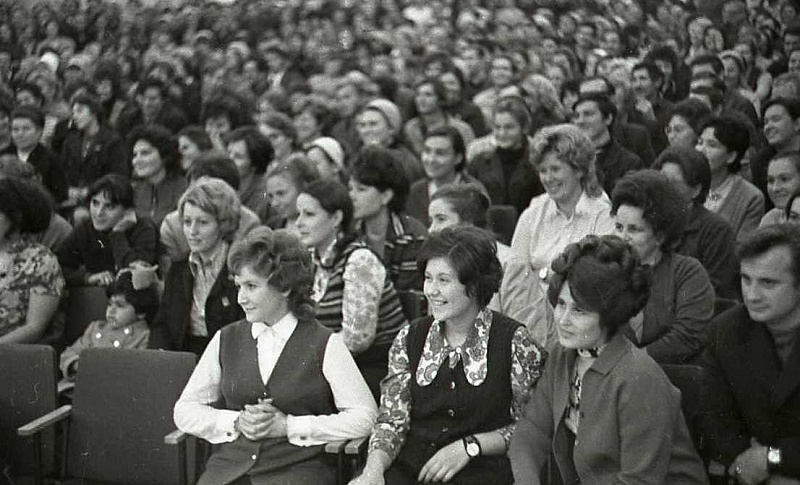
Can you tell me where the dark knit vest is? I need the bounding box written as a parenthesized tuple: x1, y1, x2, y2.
(199, 318, 336, 485)
(314, 242, 407, 356)
(396, 312, 519, 484)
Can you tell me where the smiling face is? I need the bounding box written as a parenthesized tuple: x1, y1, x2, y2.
(424, 256, 480, 326)
(538, 151, 583, 207)
(226, 139, 253, 179)
(178, 135, 202, 172)
(294, 109, 320, 145)
(573, 99, 610, 142)
(295, 192, 342, 252)
(234, 264, 289, 325)
(181, 202, 222, 258)
(764, 104, 800, 149)
(489, 56, 514, 88)
(554, 283, 607, 349)
(428, 198, 461, 233)
(492, 111, 524, 149)
(421, 135, 461, 182)
(89, 191, 125, 232)
(132, 139, 166, 181)
(767, 156, 800, 209)
(356, 109, 393, 146)
(415, 82, 440, 115)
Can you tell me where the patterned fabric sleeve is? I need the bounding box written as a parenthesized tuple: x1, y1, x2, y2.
(368, 325, 412, 461)
(23, 245, 65, 297)
(341, 248, 386, 354)
(498, 325, 546, 448)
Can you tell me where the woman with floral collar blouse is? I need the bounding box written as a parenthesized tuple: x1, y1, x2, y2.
(350, 226, 545, 485)
(509, 235, 708, 483)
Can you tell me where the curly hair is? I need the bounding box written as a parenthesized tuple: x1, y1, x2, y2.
(611, 169, 690, 252)
(266, 153, 321, 193)
(548, 234, 652, 336)
(0, 176, 53, 235)
(128, 124, 180, 175)
(652, 146, 711, 205)
(227, 227, 315, 320)
(520, 74, 565, 121)
(530, 124, 603, 198)
(178, 178, 241, 242)
(416, 226, 503, 308)
(351, 145, 410, 213)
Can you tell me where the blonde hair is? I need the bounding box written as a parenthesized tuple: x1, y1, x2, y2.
(530, 124, 602, 198)
(178, 178, 241, 242)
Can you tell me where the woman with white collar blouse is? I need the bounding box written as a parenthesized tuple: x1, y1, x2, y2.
(174, 227, 377, 485)
(349, 226, 544, 485)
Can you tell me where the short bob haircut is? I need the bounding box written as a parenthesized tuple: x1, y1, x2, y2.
(187, 153, 241, 189)
(128, 124, 181, 175)
(530, 123, 602, 198)
(652, 146, 711, 205)
(225, 126, 275, 175)
(301, 179, 355, 247)
(178, 177, 241, 242)
(178, 125, 214, 152)
(351, 146, 410, 213)
(611, 169, 690, 252)
(107, 271, 160, 324)
(266, 153, 320, 192)
(492, 95, 531, 132)
(548, 234, 652, 335)
(698, 115, 751, 174)
(668, 98, 712, 138)
(0, 176, 53, 235)
(429, 183, 491, 229)
(88, 173, 134, 209)
(227, 227, 315, 320)
(416, 226, 503, 308)
(738, 223, 800, 285)
(424, 125, 466, 172)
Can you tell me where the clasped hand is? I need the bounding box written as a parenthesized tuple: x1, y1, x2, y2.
(235, 398, 288, 441)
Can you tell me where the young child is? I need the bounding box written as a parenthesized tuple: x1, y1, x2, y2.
(59, 271, 158, 380)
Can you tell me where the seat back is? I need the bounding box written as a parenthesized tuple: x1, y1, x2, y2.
(66, 348, 196, 485)
(61, 286, 108, 351)
(486, 205, 518, 246)
(662, 364, 710, 458)
(0, 344, 57, 479)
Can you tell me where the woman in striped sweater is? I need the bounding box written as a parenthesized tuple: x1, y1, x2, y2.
(295, 178, 408, 400)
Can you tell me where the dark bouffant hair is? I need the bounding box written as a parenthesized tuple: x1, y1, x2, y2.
(301, 178, 355, 253)
(188, 153, 240, 189)
(88, 173, 134, 209)
(611, 169, 689, 252)
(351, 145, 410, 213)
(698, 115, 751, 174)
(227, 227, 316, 320)
(548, 234, 652, 335)
(128, 124, 181, 175)
(652, 146, 711, 205)
(0, 176, 53, 234)
(429, 183, 490, 229)
(226, 126, 275, 175)
(106, 271, 160, 324)
(416, 226, 503, 308)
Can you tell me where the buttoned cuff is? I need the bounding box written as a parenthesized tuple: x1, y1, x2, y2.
(286, 415, 321, 447)
(216, 410, 241, 442)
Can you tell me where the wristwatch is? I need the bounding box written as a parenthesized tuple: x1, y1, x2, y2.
(767, 446, 782, 471)
(463, 435, 481, 458)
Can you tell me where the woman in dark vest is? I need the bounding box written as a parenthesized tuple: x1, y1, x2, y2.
(295, 178, 408, 400)
(349, 226, 545, 485)
(174, 227, 377, 485)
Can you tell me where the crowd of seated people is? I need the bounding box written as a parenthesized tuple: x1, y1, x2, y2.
(2, 0, 800, 482)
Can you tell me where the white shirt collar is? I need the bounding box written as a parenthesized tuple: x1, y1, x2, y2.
(250, 312, 298, 341)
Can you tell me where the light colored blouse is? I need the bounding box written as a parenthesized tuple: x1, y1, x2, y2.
(187, 242, 229, 338)
(511, 191, 614, 283)
(368, 309, 545, 461)
(174, 313, 377, 445)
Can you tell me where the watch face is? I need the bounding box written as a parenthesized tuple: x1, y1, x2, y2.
(466, 442, 480, 456)
(768, 448, 781, 465)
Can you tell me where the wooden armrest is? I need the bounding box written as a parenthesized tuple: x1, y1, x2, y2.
(164, 429, 190, 445)
(57, 380, 75, 394)
(345, 437, 368, 455)
(325, 440, 347, 454)
(18, 405, 72, 437)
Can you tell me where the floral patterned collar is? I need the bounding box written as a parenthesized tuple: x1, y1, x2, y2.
(416, 308, 493, 387)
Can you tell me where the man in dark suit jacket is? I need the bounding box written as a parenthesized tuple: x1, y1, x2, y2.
(701, 224, 800, 483)
(573, 93, 643, 195)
